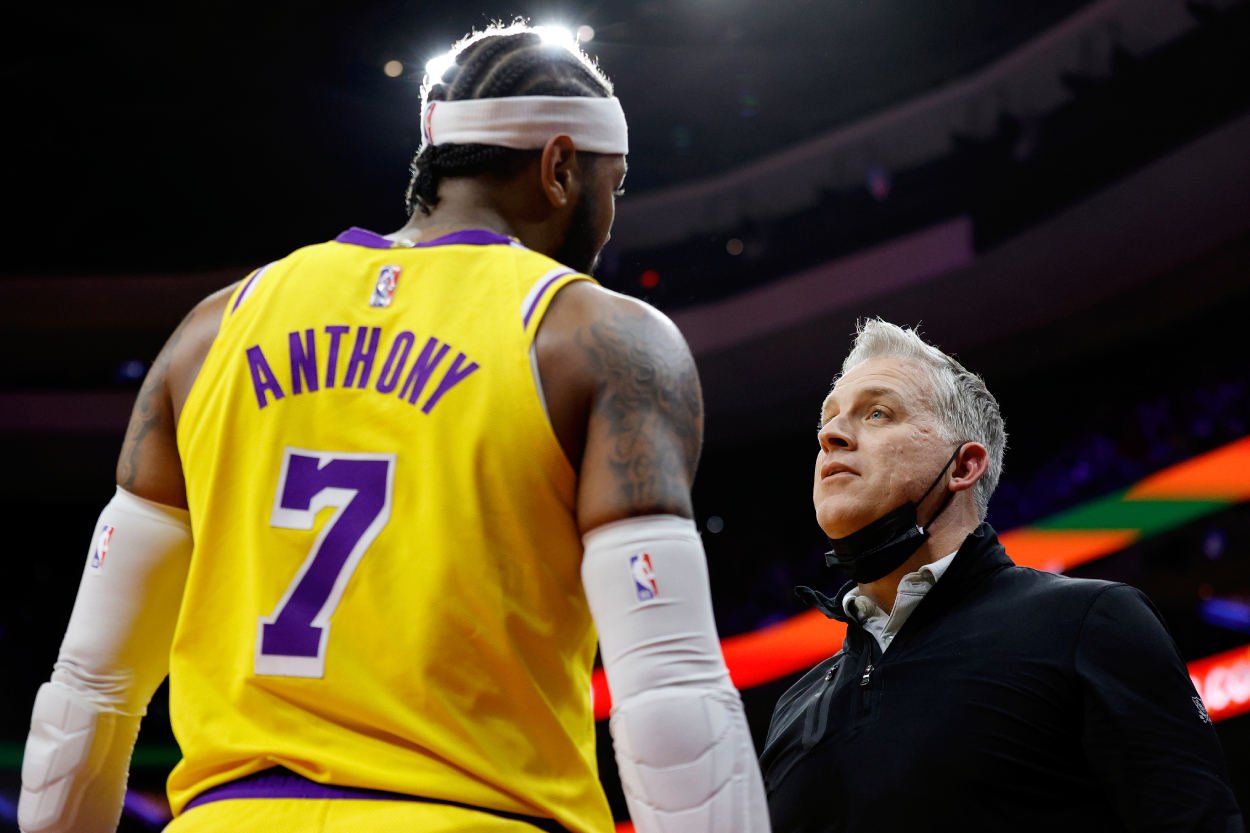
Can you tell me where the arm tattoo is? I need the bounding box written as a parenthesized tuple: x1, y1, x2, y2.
(117, 307, 197, 488)
(581, 309, 703, 515)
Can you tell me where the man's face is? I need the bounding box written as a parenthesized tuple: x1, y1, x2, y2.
(553, 153, 626, 275)
(813, 357, 952, 539)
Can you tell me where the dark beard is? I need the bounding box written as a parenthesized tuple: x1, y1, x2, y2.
(552, 193, 601, 275)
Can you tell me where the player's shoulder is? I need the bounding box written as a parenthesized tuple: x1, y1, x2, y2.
(536, 277, 699, 439)
(167, 275, 243, 364)
(548, 279, 686, 347)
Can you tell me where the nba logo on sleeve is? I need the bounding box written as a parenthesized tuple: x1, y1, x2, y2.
(629, 553, 659, 601)
(90, 525, 115, 573)
(369, 265, 402, 308)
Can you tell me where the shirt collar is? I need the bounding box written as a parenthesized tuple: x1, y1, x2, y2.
(842, 550, 960, 621)
(919, 549, 959, 583)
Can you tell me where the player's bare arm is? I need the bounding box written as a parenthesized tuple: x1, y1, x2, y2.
(535, 279, 702, 533)
(581, 296, 702, 518)
(115, 283, 237, 509)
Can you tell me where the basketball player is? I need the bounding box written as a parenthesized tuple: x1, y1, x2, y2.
(18, 25, 769, 833)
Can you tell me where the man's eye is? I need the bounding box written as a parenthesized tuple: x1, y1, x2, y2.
(869, 410, 885, 420)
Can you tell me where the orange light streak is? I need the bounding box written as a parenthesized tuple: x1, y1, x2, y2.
(1128, 436, 1250, 502)
(996, 528, 1138, 573)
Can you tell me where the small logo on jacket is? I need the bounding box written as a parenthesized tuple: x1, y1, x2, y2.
(630, 553, 659, 601)
(370, 265, 402, 308)
(90, 525, 115, 572)
(1194, 696, 1213, 725)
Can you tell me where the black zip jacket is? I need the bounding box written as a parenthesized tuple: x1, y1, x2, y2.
(761, 524, 1243, 833)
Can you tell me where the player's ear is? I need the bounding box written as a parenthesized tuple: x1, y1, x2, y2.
(540, 135, 578, 209)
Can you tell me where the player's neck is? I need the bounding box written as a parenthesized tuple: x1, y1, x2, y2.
(390, 179, 567, 259)
(390, 211, 511, 248)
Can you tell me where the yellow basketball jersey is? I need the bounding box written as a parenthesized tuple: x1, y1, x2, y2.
(170, 227, 610, 833)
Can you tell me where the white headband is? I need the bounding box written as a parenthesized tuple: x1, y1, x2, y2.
(421, 95, 628, 155)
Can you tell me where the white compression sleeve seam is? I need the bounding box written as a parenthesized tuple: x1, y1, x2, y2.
(582, 515, 770, 833)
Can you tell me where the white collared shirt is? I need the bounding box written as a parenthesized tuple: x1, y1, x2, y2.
(842, 550, 959, 653)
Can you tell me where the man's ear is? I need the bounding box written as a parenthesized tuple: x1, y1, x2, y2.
(948, 442, 989, 493)
(540, 134, 579, 208)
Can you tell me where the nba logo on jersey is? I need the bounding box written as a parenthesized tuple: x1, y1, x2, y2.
(369, 265, 402, 308)
(90, 525, 115, 572)
(629, 553, 659, 601)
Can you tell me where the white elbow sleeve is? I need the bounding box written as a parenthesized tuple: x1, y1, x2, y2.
(582, 516, 770, 833)
(20, 487, 192, 833)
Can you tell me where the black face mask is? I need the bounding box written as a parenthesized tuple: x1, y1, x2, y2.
(824, 445, 963, 584)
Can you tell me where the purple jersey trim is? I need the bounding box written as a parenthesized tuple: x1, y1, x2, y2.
(182, 767, 570, 832)
(231, 272, 261, 312)
(334, 227, 393, 249)
(230, 261, 277, 314)
(183, 768, 397, 808)
(334, 227, 516, 250)
(522, 270, 576, 328)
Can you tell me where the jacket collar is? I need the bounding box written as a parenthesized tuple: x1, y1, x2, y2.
(795, 523, 1014, 630)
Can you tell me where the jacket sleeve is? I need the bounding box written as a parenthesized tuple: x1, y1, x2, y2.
(1075, 584, 1244, 832)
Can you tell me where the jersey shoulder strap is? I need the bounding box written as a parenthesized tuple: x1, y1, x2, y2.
(516, 257, 597, 346)
(222, 237, 333, 320)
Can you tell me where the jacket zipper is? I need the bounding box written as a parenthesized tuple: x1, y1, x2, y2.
(854, 633, 879, 720)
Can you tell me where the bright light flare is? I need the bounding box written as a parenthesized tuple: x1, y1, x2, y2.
(425, 24, 585, 85)
(383, 60, 403, 78)
(425, 53, 456, 82)
(535, 26, 575, 47)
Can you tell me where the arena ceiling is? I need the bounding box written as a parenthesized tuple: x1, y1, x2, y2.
(5, 0, 1093, 275)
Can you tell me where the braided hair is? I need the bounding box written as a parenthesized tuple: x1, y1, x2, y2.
(406, 27, 614, 217)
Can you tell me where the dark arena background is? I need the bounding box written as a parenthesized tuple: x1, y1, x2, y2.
(4, 0, 1250, 828)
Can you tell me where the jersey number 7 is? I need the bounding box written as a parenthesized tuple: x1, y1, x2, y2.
(255, 447, 396, 678)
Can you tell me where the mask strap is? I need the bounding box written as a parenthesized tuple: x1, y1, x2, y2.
(916, 444, 964, 534)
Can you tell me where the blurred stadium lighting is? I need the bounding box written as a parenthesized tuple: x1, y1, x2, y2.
(123, 789, 172, 829)
(1201, 597, 1250, 634)
(866, 162, 892, 200)
(1205, 527, 1228, 559)
(114, 359, 147, 383)
(576, 25, 594, 43)
(424, 52, 455, 82)
(383, 60, 403, 78)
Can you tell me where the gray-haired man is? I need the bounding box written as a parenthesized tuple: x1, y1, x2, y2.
(761, 320, 1241, 832)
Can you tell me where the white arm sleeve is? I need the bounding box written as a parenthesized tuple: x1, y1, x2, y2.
(582, 515, 770, 833)
(19, 486, 193, 833)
